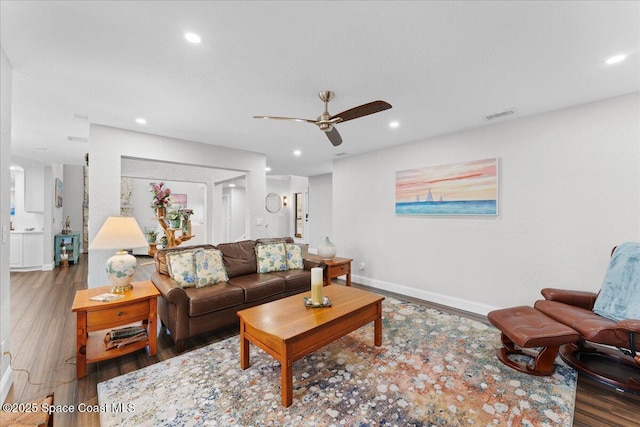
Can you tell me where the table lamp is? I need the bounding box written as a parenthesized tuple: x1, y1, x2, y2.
(89, 216, 149, 293)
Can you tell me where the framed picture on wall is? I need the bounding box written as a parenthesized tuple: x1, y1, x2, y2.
(395, 157, 498, 216)
(170, 193, 187, 207)
(55, 178, 63, 207)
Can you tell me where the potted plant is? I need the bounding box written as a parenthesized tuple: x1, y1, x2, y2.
(166, 209, 182, 229)
(144, 228, 158, 243)
(150, 182, 171, 217)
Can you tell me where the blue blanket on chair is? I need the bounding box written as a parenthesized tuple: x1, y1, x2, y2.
(593, 242, 640, 322)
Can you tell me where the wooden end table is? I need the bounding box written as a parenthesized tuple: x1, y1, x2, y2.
(238, 285, 384, 406)
(71, 280, 159, 379)
(306, 255, 353, 286)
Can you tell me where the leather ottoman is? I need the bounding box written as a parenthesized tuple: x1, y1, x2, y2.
(488, 305, 580, 376)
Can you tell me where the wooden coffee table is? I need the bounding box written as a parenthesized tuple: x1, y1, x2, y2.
(237, 285, 384, 406)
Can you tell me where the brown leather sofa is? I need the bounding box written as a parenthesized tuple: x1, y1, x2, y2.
(151, 238, 324, 352)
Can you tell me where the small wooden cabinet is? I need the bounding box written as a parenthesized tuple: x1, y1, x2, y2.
(54, 233, 80, 266)
(305, 255, 353, 287)
(71, 281, 160, 378)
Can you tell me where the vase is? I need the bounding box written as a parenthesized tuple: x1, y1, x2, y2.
(182, 219, 191, 236)
(317, 236, 337, 259)
(169, 219, 181, 229)
(156, 207, 166, 218)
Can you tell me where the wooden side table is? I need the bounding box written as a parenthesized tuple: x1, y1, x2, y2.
(71, 281, 160, 378)
(306, 255, 353, 287)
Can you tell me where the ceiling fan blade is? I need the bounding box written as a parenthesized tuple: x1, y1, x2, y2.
(253, 115, 317, 124)
(325, 127, 342, 146)
(331, 100, 392, 123)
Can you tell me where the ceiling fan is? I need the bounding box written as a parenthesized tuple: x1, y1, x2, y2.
(253, 91, 392, 146)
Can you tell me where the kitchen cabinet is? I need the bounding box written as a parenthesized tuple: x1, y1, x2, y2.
(10, 231, 44, 270)
(24, 167, 44, 213)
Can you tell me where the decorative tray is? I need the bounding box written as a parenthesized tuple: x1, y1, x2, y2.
(303, 296, 332, 308)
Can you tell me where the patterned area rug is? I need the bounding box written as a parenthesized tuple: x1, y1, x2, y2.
(98, 297, 577, 426)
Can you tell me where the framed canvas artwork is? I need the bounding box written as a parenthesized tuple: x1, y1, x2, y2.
(55, 178, 63, 207)
(395, 158, 498, 216)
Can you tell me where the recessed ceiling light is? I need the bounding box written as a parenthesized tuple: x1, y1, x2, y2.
(265, 167, 272, 172)
(389, 121, 399, 128)
(229, 184, 236, 188)
(135, 117, 147, 125)
(605, 54, 627, 65)
(293, 150, 302, 156)
(185, 32, 202, 44)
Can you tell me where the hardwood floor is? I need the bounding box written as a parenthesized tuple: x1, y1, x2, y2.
(3, 255, 639, 426)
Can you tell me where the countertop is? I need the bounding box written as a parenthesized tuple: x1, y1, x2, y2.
(10, 230, 43, 234)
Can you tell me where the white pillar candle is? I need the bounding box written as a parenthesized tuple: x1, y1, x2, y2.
(311, 267, 323, 304)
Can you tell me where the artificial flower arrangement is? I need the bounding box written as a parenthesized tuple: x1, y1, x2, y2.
(180, 208, 194, 221)
(150, 182, 171, 208)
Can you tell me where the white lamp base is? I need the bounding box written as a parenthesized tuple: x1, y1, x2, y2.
(106, 250, 137, 293)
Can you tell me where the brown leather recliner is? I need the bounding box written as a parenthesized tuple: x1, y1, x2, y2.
(533, 245, 640, 393)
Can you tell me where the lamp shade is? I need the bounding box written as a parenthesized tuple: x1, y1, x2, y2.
(89, 216, 148, 250)
(89, 216, 148, 293)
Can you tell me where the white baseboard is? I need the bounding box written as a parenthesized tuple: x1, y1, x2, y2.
(351, 273, 498, 316)
(42, 262, 54, 271)
(0, 364, 13, 404)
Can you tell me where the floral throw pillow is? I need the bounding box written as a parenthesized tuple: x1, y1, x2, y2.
(194, 248, 228, 288)
(166, 250, 196, 288)
(255, 242, 288, 273)
(286, 243, 304, 270)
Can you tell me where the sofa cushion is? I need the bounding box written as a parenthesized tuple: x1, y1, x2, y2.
(185, 283, 245, 316)
(166, 249, 197, 288)
(217, 240, 257, 278)
(593, 242, 640, 322)
(273, 269, 311, 292)
(194, 248, 228, 288)
(156, 244, 216, 276)
(286, 243, 304, 270)
(255, 242, 288, 273)
(228, 274, 286, 303)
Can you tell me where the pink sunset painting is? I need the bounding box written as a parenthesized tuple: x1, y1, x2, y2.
(395, 158, 498, 216)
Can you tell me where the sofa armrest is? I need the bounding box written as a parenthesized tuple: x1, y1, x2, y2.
(303, 258, 326, 271)
(540, 288, 598, 309)
(150, 271, 188, 306)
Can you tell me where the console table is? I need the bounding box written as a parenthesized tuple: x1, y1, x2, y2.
(54, 233, 80, 266)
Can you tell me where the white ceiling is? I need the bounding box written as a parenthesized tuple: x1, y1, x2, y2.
(1, 1, 639, 177)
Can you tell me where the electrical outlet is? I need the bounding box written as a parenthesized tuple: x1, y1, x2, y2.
(360, 262, 365, 270)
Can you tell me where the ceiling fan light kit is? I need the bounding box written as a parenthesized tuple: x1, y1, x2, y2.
(254, 91, 392, 146)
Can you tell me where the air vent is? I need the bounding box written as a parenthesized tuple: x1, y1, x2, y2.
(485, 108, 517, 121)
(67, 136, 88, 143)
(72, 113, 89, 121)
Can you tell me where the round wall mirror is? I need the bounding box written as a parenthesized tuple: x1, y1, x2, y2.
(265, 193, 283, 213)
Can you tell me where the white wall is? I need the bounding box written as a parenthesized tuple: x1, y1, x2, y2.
(334, 94, 640, 315)
(308, 173, 332, 250)
(88, 125, 266, 287)
(0, 47, 13, 402)
(264, 177, 290, 239)
(63, 165, 85, 252)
